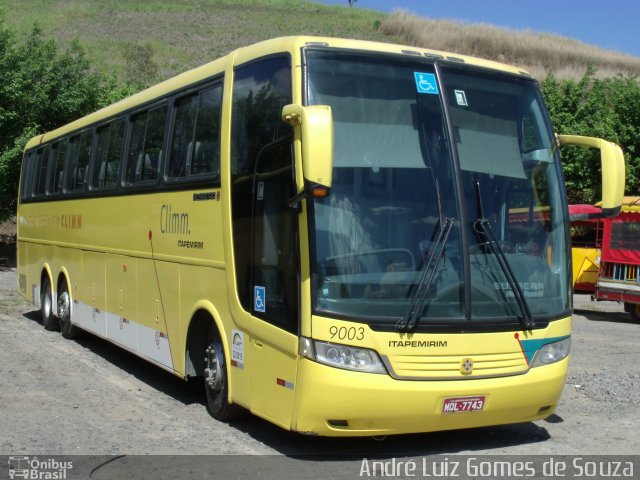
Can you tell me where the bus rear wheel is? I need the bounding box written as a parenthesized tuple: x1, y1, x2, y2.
(626, 302, 640, 322)
(204, 332, 240, 421)
(58, 283, 80, 339)
(41, 277, 58, 331)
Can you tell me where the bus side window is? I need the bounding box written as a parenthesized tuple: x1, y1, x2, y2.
(33, 146, 51, 197)
(192, 86, 222, 177)
(126, 106, 167, 185)
(92, 121, 124, 189)
(68, 131, 93, 192)
(49, 139, 68, 195)
(20, 151, 35, 201)
(169, 93, 198, 178)
(168, 84, 222, 180)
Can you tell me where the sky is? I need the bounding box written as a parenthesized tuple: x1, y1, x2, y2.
(317, 0, 640, 58)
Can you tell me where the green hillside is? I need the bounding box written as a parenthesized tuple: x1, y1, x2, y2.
(2, 0, 390, 85)
(3, 0, 640, 86)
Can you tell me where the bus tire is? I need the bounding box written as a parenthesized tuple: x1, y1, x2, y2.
(204, 330, 240, 421)
(41, 276, 59, 331)
(628, 303, 640, 323)
(58, 282, 80, 339)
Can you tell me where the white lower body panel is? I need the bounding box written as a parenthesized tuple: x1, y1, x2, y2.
(71, 299, 174, 371)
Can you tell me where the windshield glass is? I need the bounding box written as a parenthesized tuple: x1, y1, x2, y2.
(306, 50, 569, 327)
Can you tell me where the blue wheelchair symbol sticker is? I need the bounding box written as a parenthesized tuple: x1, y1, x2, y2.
(254, 286, 266, 313)
(414, 72, 439, 95)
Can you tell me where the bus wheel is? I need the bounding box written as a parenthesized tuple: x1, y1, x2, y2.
(628, 303, 640, 323)
(41, 277, 59, 331)
(204, 332, 240, 421)
(58, 283, 79, 339)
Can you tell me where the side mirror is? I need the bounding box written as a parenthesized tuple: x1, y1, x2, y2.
(558, 134, 625, 217)
(282, 104, 333, 194)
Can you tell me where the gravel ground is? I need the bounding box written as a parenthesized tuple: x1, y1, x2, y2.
(1, 268, 639, 462)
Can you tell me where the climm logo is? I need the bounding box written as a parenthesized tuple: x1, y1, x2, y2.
(160, 204, 190, 234)
(20, 214, 82, 229)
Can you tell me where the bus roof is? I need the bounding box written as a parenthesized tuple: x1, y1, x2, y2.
(24, 35, 533, 151)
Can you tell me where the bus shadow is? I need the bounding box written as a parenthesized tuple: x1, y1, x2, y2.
(573, 308, 634, 324)
(73, 332, 205, 406)
(229, 414, 552, 458)
(22, 310, 205, 407)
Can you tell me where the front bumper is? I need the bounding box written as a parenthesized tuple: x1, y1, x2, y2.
(292, 356, 568, 436)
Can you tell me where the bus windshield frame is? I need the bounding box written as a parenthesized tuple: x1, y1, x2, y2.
(303, 48, 571, 331)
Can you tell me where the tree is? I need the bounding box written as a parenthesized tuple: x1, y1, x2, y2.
(542, 67, 640, 203)
(0, 15, 133, 220)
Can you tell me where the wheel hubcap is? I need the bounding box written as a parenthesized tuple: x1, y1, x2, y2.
(204, 346, 222, 391)
(58, 291, 70, 322)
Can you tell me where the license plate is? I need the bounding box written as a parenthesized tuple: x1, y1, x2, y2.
(442, 396, 486, 413)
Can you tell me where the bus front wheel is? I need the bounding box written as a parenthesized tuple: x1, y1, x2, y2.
(626, 302, 640, 322)
(204, 332, 240, 421)
(41, 277, 58, 331)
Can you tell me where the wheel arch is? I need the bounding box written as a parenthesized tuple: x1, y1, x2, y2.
(40, 264, 54, 305)
(56, 267, 71, 293)
(184, 301, 227, 379)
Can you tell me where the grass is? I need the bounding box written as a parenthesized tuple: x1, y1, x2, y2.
(2, 0, 639, 83)
(2, 0, 390, 84)
(381, 9, 640, 80)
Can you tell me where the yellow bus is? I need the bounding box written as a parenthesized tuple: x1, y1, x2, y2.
(16, 36, 625, 436)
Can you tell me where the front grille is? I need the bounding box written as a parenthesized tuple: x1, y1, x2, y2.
(383, 350, 528, 379)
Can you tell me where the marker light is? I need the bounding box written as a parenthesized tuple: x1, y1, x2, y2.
(299, 338, 386, 374)
(531, 337, 571, 367)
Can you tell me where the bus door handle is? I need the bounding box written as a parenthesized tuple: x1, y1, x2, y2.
(254, 340, 264, 348)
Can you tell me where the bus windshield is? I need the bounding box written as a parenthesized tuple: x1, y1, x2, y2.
(306, 50, 569, 328)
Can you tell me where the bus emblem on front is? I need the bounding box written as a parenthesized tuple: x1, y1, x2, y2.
(460, 358, 473, 375)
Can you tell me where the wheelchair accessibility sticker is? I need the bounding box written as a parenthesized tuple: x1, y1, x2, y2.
(414, 72, 439, 94)
(254, 286, 266, 313)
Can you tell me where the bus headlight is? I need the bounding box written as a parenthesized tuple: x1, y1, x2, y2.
(531, 337, 571, 367)
(299, 337, 386, 374)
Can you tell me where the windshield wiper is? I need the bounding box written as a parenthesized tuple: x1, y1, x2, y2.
(473, 218, 535, 330)
(396, 217, 454, 333)
(473, 178, 534, 330)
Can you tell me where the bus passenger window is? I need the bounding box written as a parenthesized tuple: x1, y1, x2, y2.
(192, 86, 222, 177)
(169, 93, 198, 178)
(49, 140, 68, 194)
(67, 131, 93, 192)
(20, 151, 34, 201)
(93, 121, 124, 189)
(168, 85, 222, 179)
(33, 147, 51, 197)
(126, 106, 167, 185)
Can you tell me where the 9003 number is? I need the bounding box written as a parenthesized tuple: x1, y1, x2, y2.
(329, 325, 365, 341)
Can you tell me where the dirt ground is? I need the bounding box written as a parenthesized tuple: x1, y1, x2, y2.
(1, 267, 639, 462)
(0, 219, 16, 267)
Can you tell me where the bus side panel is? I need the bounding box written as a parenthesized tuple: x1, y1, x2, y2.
(136, 259, 177, 371)
(105, 254, 138, 352)
(77, 251, 107, 337)
(63, 247, 83, 316)
(28, 241, 41, 306)
(16, 240, 30, 302)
